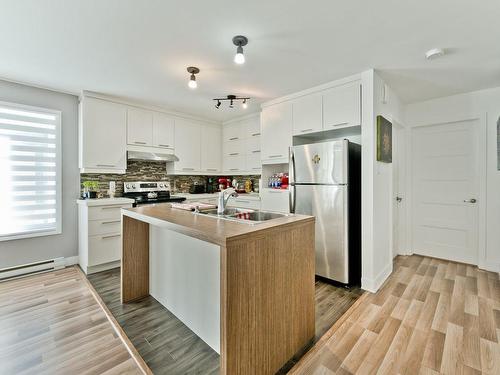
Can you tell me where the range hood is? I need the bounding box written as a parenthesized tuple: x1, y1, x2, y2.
(127, 150, 179, 162)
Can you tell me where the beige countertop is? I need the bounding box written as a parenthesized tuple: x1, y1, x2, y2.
(122, 203, 313, 246)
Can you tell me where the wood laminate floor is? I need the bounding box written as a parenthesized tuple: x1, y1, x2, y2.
(290, 255, 500, 375)
(0, 267, 143, 375)
(88, 267, 363, 375)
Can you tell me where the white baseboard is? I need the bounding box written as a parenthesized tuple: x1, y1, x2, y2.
(65, 256, 79, 266)
(362, 262, 393, 293)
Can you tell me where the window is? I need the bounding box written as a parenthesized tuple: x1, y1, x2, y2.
(0, 101, 61, 241)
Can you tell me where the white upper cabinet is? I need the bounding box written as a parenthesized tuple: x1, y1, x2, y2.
(79, 97, 127, 173)
(261, 102, 292, 164)
(292, 93, 323, 135)
(172, 119, 201, 172)
(201, 124, 221, 173)
(127, 108, 153, 146)
(223, 123, 242, 142)
(322, 83, 361, 129)
(242, 116, 261, 138)
(152, 112, 175, 149)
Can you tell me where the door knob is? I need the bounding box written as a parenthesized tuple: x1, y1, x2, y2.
(463, 198, 477, 203)
(396, 196, 403, 202)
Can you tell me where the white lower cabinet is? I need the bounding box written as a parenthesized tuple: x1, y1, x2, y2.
(77, 199, 134, 274)
(260, 189, 290, 213)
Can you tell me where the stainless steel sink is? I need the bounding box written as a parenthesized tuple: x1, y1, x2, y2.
(195, 208, 290, 224)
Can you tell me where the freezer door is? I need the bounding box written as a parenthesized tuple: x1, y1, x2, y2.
(294, 184, 349, 283)
(291, 140, 348, 184)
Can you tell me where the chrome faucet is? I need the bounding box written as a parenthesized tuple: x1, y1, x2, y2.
(217, 189, 238, 215)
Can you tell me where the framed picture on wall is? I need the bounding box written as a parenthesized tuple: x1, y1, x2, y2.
(377, 115, 392, 163)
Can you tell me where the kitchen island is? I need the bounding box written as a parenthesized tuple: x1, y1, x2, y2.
(121, 203, 315, 375)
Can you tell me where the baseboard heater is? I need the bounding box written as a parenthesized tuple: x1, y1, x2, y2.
(0, 257, 65, 282)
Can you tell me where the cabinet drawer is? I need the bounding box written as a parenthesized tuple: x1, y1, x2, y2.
(88, 219, 121, 236)
(88, 234, 121, 266)
(88, 204, 131, 221)
(260, 189, 290, 213)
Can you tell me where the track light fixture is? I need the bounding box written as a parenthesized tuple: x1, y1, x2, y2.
(232, 35, 248, 64)
(213, 95, 250, 109)
(187, 66, 200, 89)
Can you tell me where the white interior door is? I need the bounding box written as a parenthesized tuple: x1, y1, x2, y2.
(411, 119, 479, 264)
(392, 123, 407, 258)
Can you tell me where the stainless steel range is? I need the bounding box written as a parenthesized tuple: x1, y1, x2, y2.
(123, 181, 186, 206)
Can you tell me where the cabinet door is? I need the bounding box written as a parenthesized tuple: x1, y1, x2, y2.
(127, 108, 153, 146)
(292, 93, 323, 135)
(241, 116, 261, 138)
(223, 122, 242, 142)
(152, 112, 175, 149)
(261, 102, 292, 163)
(80, 97, 127, 172)
(174, 119, 201, 172)
(246, 152, 262, 173)
(224, 154, 245, 173)
(322, 83, 361, 130)
(201, 124, 222, 173)
(260, 189, 290, 213)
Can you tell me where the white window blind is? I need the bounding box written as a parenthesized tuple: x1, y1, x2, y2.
(0, 101, 61, 241)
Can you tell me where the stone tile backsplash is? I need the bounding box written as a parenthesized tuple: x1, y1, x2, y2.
(80, 160, 260, 198)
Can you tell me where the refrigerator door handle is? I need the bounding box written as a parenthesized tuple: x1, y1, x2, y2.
(289, 147, 296, 213)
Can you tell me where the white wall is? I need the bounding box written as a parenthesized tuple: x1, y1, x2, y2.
(361, 70, 404, 292)
(0, 80, 79, 268)
(405, 86, 500, 273)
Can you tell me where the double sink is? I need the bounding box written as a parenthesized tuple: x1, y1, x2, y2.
(195, 207, 289, 224)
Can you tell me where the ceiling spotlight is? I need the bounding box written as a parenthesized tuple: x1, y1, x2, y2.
(425, 48, 445, 60)
(187, 66, 200, 89)
(232, 35, 248, 65)
(212, 95, 250, 109)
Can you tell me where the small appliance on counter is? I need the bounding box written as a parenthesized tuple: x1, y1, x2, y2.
(218, 178, 232, 191)
(189, 182, 206, 194)
(123, 181, 186, 207)
(206, 177, 218, 194)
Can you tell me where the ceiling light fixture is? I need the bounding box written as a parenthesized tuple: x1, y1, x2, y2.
(187, 66, 200, 89)
(425, 48, 445, 60)
(232, 35, 248, 64)
(213, 95, 250, 109)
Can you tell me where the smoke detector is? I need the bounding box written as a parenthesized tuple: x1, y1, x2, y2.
(425, 48, 445, 60)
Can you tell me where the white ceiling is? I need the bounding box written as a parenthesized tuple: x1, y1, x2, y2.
(1, 0, 499, 121)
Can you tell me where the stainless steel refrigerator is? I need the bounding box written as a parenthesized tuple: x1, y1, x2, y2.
(289, 139, 361, 284)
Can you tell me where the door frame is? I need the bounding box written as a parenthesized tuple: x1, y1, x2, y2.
(406, 114, 487, 266)
(390, 120, 409, 258)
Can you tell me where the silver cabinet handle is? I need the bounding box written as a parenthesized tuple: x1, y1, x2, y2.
(158, 144, 171, 148)
(229, 137, 239, 141)
(96, 164, 115, 168)
(102, 234, 120, 239)
(268, 154, 283, 158)
(101, 220, 120, 224)
(229, 168, 239, 171)
(252, 150, 261, 153)
(328, 122, 349, 128)
(252, 167, 261, 170)
(229, 153, 239, 156)
(206, 168, 218, 171)
(251, 133, 261, 137)
(464, 198, 477, 203)
(182, 168, 195, 171)
(134, 141, 147, 144)
(300, 128, 313, 133)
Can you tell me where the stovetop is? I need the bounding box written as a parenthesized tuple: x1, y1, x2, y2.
(123, 191, 186, 207)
